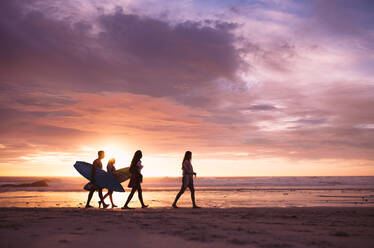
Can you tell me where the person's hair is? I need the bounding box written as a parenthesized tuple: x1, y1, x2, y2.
(182, 151, 192, 168)
(107, 158, 115, 166)
(98, 150, 104, 157)
(130, 150, 142, 173)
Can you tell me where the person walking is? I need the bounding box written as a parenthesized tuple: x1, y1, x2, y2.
(121, 150, 148, 209)
(85, 150, 109, 208)
(172, 151, 200, 208)
(100, 158, 117, 208)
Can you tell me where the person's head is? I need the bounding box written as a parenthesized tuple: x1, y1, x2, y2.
(98, 150, 105, 159)
(183, 151, 192, 163)
(130, 150, 142, 169)
(108, 158, 115, 166)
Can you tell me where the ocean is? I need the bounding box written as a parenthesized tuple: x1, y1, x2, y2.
(0, 176, 373, 208)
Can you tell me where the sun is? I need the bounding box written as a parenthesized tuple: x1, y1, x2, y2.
(101, 145, 132, 168)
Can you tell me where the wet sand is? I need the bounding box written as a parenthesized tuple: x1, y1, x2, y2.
(1, 207, 373, 248)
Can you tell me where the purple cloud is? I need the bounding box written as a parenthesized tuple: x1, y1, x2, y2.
(0, 0, 374, 175)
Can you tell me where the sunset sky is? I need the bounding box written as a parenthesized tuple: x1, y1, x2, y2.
(0, 0, 373, 177)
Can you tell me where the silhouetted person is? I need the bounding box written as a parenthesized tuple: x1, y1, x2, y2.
(122, 150, 148, 209)
(172, 151, 200, 208)
(85, 150, 109, 208)
(101, 158, 117, 208)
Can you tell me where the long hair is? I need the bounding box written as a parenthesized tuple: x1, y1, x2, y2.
(107, 158, 115, 166)
(130, 150, 142, 173)
(182, 151, 192, 169)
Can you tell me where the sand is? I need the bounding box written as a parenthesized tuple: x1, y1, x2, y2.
(1, 207, 373, 248)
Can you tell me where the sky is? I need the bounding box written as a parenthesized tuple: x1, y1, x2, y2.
(0, 0, 374, 177)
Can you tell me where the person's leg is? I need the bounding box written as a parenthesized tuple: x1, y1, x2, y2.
(85, 189, 95, 208)
(108, 191, 117, 207)
(123, 187, 137, 209)
(189, 184, 200, 208)
(97, 188, 108, 208)
(172, 185, 186, 207)
(98, 188, 104, 200)
(137, 184, 148, 208)
(102, 191, 109, 201)
(173, 176, 189, 207)
(189, 185, 197, 207)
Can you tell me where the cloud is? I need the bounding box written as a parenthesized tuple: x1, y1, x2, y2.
(247, 104, 278, 111)
(293, 118, 326, 125)
(0, 0, 374, 175)
(0, 1, 244, 105)
(310, 0, 374, 39)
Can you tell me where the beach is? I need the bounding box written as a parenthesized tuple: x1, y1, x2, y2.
(1, 176, 373, 247)
(1, 207, 374, 248)
(2, 1, 374, 247)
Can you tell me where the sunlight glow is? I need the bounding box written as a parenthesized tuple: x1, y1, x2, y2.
(86, 144, 132, 169)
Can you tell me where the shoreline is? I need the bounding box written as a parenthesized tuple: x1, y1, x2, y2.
(1, 205, 374, 209)
(1, 207, 373, 247)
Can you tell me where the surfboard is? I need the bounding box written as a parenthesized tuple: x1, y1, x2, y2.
(114, 167, 131, 183)
(74, 161, 125, 192)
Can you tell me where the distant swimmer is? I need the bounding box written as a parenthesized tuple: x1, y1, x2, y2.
(172, 151, 200, 208)
(122, 150, 148, 209)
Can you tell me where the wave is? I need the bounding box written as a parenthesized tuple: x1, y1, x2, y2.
(0, 176, 373, 193)
(0, 180, 48, 188)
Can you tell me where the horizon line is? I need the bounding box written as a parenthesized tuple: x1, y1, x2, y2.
(1, 175, 374, 178)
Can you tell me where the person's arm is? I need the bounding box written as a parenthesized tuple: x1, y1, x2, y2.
(184, 161, 195, 175)
(91, 164, 97, 184)
(138, 161, 144, 170)
(191, 163, 197, 177)
(137, 161, 144, 175)
(188, 161, 197, 177)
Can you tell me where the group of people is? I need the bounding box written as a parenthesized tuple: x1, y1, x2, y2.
(85, 150, 200, 209)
